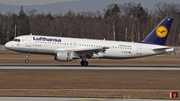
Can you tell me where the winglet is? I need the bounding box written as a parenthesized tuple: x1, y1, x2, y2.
(141, 18, 173, 45)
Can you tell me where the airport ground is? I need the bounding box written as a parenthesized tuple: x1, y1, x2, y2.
(0, 51, 180, 66)
(0, 52, 179, 99)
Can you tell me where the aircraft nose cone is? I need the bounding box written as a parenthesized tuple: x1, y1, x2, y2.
(5, 42, 11, 49)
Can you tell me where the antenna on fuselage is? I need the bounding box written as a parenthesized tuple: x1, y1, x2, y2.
(30, 33, 32, 35)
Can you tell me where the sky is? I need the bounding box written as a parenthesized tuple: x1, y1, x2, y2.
(0, 0, 180, 6)
(0, 0, 78, 5)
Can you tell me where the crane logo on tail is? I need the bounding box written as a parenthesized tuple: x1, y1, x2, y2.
(156, 26, 168, 38)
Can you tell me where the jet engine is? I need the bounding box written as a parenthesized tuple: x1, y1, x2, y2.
(55, 51, 74, 61)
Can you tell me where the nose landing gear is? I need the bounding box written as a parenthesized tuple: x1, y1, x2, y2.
(25, 53, 30, 63)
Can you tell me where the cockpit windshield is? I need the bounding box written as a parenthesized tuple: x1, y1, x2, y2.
(12, 39, 20, 42)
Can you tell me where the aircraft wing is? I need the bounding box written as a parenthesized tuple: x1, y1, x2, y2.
(54, 47, 109, 58)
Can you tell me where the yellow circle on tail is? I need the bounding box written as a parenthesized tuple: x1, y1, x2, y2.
(156, 26, 168, 38)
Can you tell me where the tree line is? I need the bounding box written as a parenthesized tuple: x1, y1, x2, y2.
(0, 2, 180, 45)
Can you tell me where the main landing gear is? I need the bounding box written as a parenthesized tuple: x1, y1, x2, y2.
(80, 57, 89, 66)
(81, 61, 89, 66)
(25, 53, 30, 63)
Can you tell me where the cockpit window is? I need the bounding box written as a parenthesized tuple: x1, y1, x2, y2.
(12, 39, 20, 42)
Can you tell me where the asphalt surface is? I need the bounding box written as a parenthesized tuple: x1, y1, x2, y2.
(0, 66, 179, 70)
(0, 66, 179, 100)
(0, 97, 178, 101)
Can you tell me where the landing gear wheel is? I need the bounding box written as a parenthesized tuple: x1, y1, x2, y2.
(80, 61, 89, 66)
(25, 53, 30, 63)
(25, 59, 29, 63)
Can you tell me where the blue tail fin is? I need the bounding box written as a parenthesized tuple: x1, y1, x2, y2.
(141, 18, 173, 45)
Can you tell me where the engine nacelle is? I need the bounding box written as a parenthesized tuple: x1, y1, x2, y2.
(55, 51, 74, 61)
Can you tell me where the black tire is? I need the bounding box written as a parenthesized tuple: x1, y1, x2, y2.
(80, 61, 89, 66)
(25, 59, 29, 63)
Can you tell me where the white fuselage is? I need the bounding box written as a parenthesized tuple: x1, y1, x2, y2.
(5, 35, 173, 59)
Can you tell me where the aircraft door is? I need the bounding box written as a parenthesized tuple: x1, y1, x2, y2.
(26, 36, 31, 47)
(137, 45, 142, 54)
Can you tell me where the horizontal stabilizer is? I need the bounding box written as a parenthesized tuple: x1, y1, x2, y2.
(152, 47, 174, 52)
(152, 47, 171, 50)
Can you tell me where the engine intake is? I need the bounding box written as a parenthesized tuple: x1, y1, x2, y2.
(55, 51, 74, 61)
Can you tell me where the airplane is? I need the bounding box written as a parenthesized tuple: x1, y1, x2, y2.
(5, 18, 174, 66)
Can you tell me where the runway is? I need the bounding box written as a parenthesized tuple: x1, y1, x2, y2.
(0, 97, 177, 101)
(0, 66, 179, 101)
(0, 66, 179, 70)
